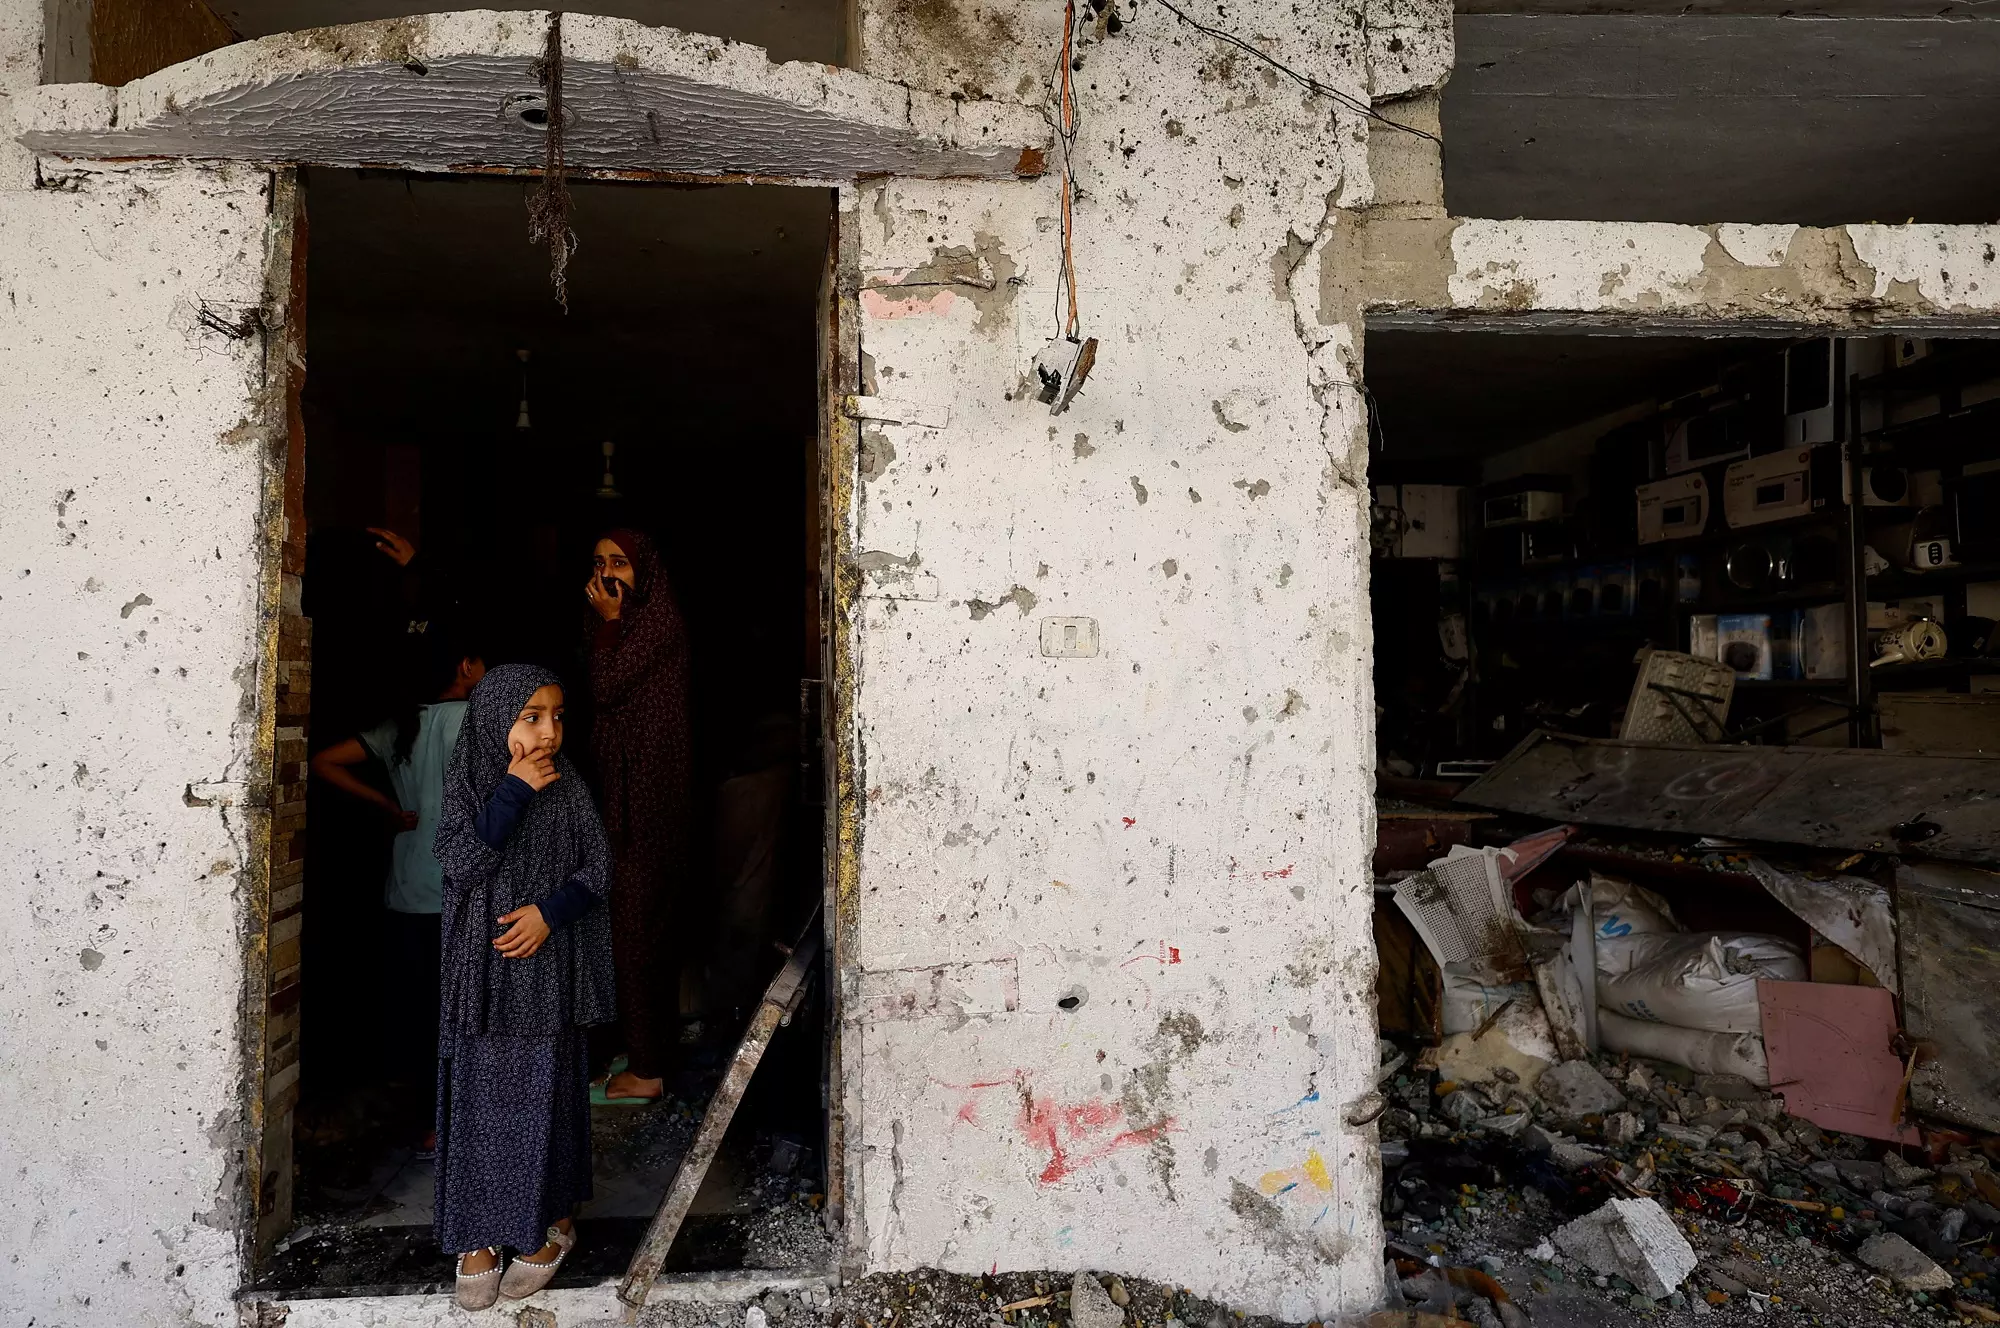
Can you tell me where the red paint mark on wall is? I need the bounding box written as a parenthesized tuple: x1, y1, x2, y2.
(939, 1071, 1173, 1184)
(1261, 864, 1295, 879)
(860, 287, 958, 319)
(1121, 817, 1137, 828)
(1018, 1090, 1174, 1185)
(1119, 941, 1184, 969)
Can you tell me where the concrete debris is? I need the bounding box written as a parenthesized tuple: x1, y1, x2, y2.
(1882, 1153, 1934, 1188)
(1856, 1232, 1955, 1291)
(1379, 1028, 2000, 1324)
(1536, 1059, 1627, 1120)
(1548, 1137, 1609, 1171)
(1552, 1197, 1699, 1298)
(1474, 1112, 1530, 1137)
(1604, 1111, 1642, 1146)
(1069, 1271, 1125, 1328)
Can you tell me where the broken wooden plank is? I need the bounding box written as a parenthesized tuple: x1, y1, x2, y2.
(618, 908, 823, 1312)
(16, 12, 1050, 180)
(1458, 729, 2000, 863)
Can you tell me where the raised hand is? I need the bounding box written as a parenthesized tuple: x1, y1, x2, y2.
(507, 737, 559, 791)
(584, 574, 623, 622)
(367, 527, 417, 567)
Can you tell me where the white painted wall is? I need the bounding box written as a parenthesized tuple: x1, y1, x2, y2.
(0, 161, 283, 1326)
(0, 1, 1443, 1321)
(843, 2, 1406, 1317)
(0, 0, 37, 186)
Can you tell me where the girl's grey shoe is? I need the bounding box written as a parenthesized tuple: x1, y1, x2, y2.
(454, 1249, 504, 1310)
(498, 1225, 575, 1300)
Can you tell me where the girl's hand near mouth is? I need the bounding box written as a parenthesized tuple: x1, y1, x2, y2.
(507, 737, 559, 791)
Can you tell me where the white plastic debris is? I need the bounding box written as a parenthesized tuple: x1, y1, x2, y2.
(1597, 1008, 1771, 1086)
(1552, 1198, 1698, 1299)
(1595, 931, 1805, 1032)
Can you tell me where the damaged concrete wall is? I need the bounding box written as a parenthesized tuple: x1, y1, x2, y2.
(840, 1, 1445, 1318)
(0, 158, 290, 1324)
(0, 0, 35, 185)
(1358, 216, 2000, 329)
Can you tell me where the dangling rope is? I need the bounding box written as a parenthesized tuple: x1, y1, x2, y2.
(527, 11, 578, 311)
(1053, 0, 1081, 341)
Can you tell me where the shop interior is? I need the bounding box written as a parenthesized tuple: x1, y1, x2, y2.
(1361, 326, 2000, 1301)
(273, 167, 834, 1290)
(1367, 328, 2000, 773)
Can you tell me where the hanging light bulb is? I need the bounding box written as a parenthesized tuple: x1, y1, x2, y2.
(515, 348, 533, 431)
(596, 439, 621, 499)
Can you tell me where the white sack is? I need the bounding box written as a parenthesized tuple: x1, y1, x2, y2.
(1440, 969, 1538, 1036)
(1598, 1009, 1770, 1087)
(1585, 873, 1680, 941)
(1596, 931, 1804, 1032)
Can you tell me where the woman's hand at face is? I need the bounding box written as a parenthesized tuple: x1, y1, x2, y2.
(368, 527, 417, 567)
(507, 738, 560, 791)
(584, 575, 623, 622)
(494, 905, 550, 958)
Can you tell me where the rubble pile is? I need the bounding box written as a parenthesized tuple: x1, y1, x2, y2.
(1379, 1041, 2000, 1325)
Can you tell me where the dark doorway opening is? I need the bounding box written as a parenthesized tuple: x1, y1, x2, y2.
(267, 167, 835, 1294)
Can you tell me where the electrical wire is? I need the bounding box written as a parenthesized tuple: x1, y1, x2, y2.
(1052, 0, 1083, 340)
(1149, 0, 1441, 144)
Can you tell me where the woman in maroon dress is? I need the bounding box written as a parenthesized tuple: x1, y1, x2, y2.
(583, 528, 691, 1103)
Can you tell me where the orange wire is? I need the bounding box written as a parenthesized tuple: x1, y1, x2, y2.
(1059, 0, 1079, 339)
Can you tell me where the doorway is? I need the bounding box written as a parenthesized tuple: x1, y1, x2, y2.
(263, 167, 837, 1291)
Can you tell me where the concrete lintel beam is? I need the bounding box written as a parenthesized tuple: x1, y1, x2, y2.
(1353, 216, 2000, 332)
(14, 10, 1051, 180)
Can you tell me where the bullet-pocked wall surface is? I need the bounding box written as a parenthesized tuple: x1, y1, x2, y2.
(840, 0, 1410, 1315)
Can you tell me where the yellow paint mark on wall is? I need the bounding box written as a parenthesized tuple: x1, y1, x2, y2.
(1304, 1148, 1332, 1192)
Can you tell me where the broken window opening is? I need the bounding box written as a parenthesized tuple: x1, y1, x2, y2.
(251, 166, 840, 1297)
(1362, 322, 2000, 1300)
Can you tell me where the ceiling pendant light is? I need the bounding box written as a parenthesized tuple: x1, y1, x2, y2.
(515, 348, 533, 431)
(596, 440, 621, 499)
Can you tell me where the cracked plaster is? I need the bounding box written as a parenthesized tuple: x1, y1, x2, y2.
(842, 0, 1388, 1319)
(1361, 216, 2000, 330)
(0, 160, 282, 1328)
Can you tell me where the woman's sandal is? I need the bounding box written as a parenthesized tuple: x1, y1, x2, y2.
(454, 1248, 505, 1310)
(590, 1056, 663, 1107)
(498, 1225, 576, 1300)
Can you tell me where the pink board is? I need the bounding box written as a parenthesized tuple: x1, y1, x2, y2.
(1758, 980, 1919, 1144)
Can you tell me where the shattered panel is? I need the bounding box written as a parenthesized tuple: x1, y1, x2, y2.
(1896, 863, 2000, 1134)
(1459, 731, 2000, 864)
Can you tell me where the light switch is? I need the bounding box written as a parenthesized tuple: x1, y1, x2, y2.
(1039, 616, 1099, 658)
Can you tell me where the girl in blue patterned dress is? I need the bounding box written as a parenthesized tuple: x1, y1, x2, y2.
(431, 663, 616, 1308)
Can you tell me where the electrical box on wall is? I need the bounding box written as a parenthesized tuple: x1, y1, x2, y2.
(1373, 484, 1466, 558)
(1664, 408, 1748, 475)
(1398, 484, 1466, 558)
(1636, 472, 1709, 543)
(1483, 489, 1562, 527)
(1724, 447, 1835, 528)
